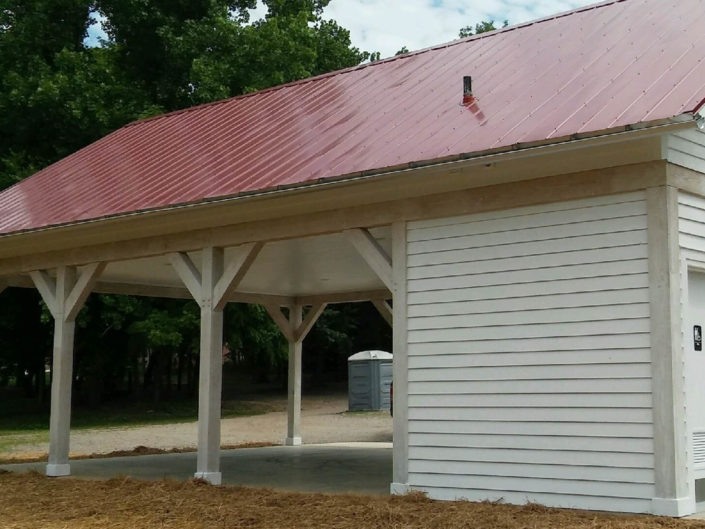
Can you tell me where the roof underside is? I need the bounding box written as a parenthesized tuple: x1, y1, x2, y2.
(0, 0, 703, 236)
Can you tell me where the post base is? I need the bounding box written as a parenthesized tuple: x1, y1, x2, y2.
(194, 471, 222, 485)
(46, 463, 71, 477)
(285, 436, 302, 446)
(390, 482, 411, 495)
(651, 496, 694, 517)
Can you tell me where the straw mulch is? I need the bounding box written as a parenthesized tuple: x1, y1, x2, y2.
(1, 472, 704, 529)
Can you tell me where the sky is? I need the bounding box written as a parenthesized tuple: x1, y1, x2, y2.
(86, 0, 599, 59)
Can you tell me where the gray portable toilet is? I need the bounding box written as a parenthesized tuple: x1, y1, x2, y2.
(347, 350, 393, 411)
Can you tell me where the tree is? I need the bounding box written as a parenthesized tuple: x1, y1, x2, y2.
(0, 0, 383, 405)
(459, 19, 508, 38)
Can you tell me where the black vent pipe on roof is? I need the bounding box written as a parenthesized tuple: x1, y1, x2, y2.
(463, 75, 472, 96)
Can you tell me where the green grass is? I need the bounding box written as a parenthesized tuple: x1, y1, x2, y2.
(0, 395, 283, 433)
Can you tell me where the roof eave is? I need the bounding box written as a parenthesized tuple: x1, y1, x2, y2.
(0, 114, 697, 241)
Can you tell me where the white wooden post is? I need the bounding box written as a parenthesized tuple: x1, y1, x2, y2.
(390, 221, 409, 495)
(169, 243, 262, 485)
(287, 304, 303, 445)
(345, 226, 409, 493)
(647, 186, 691, 516)
(30, 263, 105, 477)
(265, 302, 326, 446)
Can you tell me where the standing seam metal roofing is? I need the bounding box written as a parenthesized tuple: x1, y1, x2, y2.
(0, 0, 704, 236)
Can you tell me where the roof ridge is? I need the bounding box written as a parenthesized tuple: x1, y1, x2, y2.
(124, 0, 630, 129)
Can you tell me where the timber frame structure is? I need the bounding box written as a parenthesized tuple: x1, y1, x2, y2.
(1, 0, 705, 516)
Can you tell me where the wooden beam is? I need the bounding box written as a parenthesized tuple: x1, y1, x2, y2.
(0, 161, 669, 276)
(169, 252, 202, 302)
(371, 299, 393, 327)
(265, 305, 294, 342)
(345, 228, 393, 291)
(294, 303, 327, 343)
(64, 262, 106, 322)
(295, 289, 391, 306)
(30, 270, 58, 317)
(213, 242, 263, 311)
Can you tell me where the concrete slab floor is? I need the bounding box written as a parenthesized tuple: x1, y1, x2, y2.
(0, 442, 393, 495)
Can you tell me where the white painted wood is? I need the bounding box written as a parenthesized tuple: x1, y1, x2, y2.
(29, 264, 104, 477)
(287, 304, 303, 446)
(264, 305, 294, 343)
(677, 190, 705, 511)
(409, 259, 648, 294)
(408, 392, 652, 408)
(409, 363, 652, 381)
(408, 216, 647, 255)
(667, 129, 705, 173)
(391, 221, 409, 492)
(409, 406, 654, 423)
(407, 230, 647, 268)
(409, 459, 655, 483)
(408, 348, 652, 368)
(404, 192, 657, 512)
(213, 242, 263, 311)
(168, 252, 202, 302)
(407, 333, 650, 355)
(264, 302, 326, 445)
(47, 266, 76, 477)
(408, 244, 648, 280)
(409, 192, 646, 232)
(410, 473, 655, 498)
(408, 419, 653, 437)
(408, 445, 655, 467)
(345, 228, 393, 291)
(413, 487, 651, 514)
(294, 303, 326, 343)
(64, 263, 106, 322)
(29, 270, 58, 317)
(168, 247, 238, 485)
(647, 186, 690, 515)
(371, 299, 393, 327)
(195, 247, 224, 485)
(408, 377, 652, 394)
(408, 303, 649, 330)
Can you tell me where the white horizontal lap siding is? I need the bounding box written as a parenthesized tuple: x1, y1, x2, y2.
(667, 129, 705, 174)
(679, 192, 705, 263)
(406, 191, 654, 513)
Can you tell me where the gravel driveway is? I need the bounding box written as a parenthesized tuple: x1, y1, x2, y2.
(1, 394, 392, 459)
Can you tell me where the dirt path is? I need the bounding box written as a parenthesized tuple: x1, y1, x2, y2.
(1, 394, 392, 459)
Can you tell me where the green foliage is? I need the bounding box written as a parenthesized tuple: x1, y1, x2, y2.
(0, 0, 387, 405)
(395, 46, 409, 56)
(458, 19, 508, 38)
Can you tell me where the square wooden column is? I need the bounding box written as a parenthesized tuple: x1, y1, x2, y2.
(286, 305, 303, 445)
(30, 263, 104, 477)
(266, 303, 326, 446)
(170, 243, 262, 484)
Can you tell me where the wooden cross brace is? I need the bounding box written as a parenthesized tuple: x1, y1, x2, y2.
(265, 303, 327, 344)
(169, 243, 263, 310)
(30, 263, 106, 322)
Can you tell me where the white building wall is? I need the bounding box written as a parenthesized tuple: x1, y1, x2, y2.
(405, 191, 655, 513)
(667, 129, 705, 174)
(679, 192, 705, 489)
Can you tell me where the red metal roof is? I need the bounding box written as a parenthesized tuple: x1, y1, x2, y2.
(1, 0, 704, 236)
